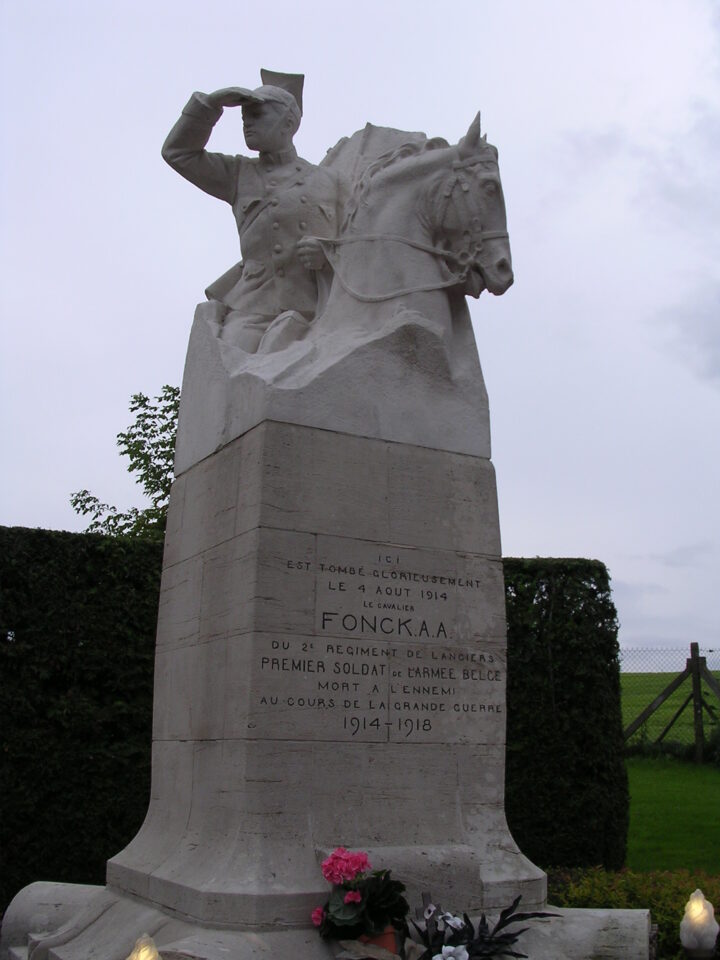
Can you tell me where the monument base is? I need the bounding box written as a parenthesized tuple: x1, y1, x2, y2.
(2, 882, 650, 960)
(104, 419, 544, 924)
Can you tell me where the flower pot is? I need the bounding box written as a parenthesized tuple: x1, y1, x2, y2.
(359, 926, 397, 953)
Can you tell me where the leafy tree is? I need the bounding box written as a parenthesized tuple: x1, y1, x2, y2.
(70, 386, 180, 541)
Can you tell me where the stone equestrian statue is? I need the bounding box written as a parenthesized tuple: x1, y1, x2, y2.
(162, 69, 345, 353)
(161, 68, 516, 468)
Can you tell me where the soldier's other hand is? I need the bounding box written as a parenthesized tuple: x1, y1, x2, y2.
(206, 87, 251, 108)
(297, 237, 327, 271)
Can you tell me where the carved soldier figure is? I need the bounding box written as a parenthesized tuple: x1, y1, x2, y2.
(162, 70, 343, 352)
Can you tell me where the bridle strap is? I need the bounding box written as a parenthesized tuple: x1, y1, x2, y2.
(316, 230, 508, 259)
(313, 229, 508, 303)
(311, 159, 509, 303)
(316, 238, 460, 302)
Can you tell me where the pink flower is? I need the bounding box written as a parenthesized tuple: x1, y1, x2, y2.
(311, 906, 325, 927)
(321, 847, 372, 884)
(344, 890, 362, 904)
(346, 851, 371, 876)
(321, 848, 348, 884)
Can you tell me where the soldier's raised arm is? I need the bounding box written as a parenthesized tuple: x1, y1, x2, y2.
(161, 89, 247, 204)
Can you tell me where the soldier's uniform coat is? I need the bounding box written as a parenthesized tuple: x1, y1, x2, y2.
(162, 93, 343, 329)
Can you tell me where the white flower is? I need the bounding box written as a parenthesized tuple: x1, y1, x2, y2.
(424, 903, 438, 921)
(432, 945, 469, 960)
(440, 913, 465, 931)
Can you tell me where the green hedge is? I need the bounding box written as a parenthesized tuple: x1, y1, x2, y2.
(503, 558, 628, 871)
(0, 531, 626, 913)
(0, 527, 162, 912)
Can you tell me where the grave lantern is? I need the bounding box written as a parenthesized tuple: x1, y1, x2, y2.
(125, 934, 160, 960)
(680, 889, 719, 958)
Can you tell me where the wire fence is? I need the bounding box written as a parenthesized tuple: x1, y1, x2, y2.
(620, 645, 720, 748)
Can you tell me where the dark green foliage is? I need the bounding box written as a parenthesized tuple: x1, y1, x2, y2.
(503, 558, 628, 870)
(70, 386, 179, 541)
(548, 867, 720, 960)
(362, 871, 409, 934)
(0, 526, 163, 912)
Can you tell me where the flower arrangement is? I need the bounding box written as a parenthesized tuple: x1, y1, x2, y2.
(409, 897, 558, 960)
(312, 847, 410, 941)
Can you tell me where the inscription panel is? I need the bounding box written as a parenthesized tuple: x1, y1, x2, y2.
(244, 536, 507, 744)
(313, 535, 505, 643)
(242, 633, 504, 744)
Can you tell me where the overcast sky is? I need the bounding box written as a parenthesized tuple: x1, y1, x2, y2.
(1, 0, 718, 657)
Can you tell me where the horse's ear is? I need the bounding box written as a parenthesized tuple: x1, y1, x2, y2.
(459, 112, 481, 158)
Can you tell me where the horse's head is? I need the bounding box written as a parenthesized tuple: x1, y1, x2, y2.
(428, 114, 514, 297)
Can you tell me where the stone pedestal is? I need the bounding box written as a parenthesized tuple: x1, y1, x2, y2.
(108, 419, 545, 924)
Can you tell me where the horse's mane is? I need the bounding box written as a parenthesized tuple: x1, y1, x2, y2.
(344, 137, 450, 226)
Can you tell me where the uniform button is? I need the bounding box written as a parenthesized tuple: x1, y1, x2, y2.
(271, 198, 279, 206)
(300, 195, 307, 203)
(272, 222, 280, 230)
(274, 243, 282, 253)
(299, 220, 307, 229)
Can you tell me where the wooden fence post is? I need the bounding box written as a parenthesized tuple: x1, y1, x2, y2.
(689, 642, 704, 764)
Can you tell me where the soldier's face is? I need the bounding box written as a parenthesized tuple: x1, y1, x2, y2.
(242, 102, 293, 153)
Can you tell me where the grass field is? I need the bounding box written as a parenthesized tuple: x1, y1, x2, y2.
(626, 756, 720, 872)
(621, 671, 719, 873)
(621, 671, 720, 744)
